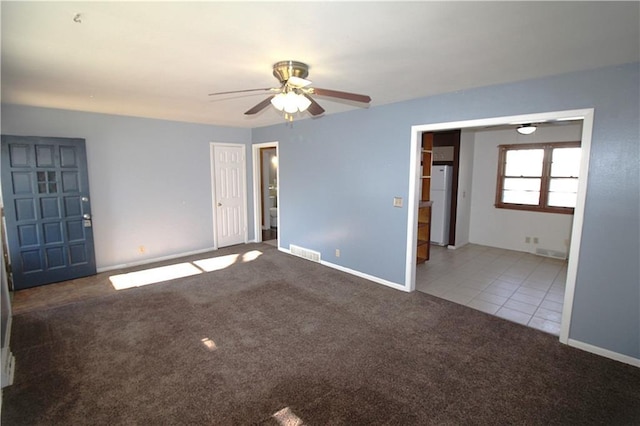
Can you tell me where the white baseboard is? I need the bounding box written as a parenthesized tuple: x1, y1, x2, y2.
(278, 247, 407, 292)
(446, 242, 468, 250)
(320, 260, 409, 292)
(567, 338, 640, 368)
(96, 247, 217, 273)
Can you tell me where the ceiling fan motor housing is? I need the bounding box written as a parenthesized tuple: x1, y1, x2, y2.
(272, 61, 309, 83)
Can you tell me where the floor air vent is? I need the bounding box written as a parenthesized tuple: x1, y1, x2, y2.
(289, 244, 321, 263)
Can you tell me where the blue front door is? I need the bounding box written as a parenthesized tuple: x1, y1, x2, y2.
(1, 136, 97, 290)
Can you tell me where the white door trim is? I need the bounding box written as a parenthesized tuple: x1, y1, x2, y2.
(406, 108, 595, 346)
(251, 141, 279, 245)
(210, 142, 248, 249)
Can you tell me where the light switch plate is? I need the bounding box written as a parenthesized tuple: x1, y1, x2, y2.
(393, 197, 403, 207)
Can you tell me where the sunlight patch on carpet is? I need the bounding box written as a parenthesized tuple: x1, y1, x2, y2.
(272, 406, 305, 426)
(193, 254, 240, 272)
(201, 337, 217, 351)
(109, 263, 202, 290)
(242, 250, 262, 262)
(109, 250, 263, 290)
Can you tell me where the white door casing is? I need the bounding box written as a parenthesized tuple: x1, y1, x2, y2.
(211, 143, 247, 248)
(406, 108, 594, 348)
(252, 141, 279, 244)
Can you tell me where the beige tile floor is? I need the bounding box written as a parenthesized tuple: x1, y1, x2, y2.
(416, 244, 567, 335)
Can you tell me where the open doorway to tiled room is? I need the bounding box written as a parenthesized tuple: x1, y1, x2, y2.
(416, 244, 567, 335)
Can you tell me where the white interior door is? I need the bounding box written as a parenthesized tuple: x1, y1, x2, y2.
(211, 143, 247, 248)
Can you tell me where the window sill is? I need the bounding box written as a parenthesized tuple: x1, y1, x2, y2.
(495, 203, 575, 215)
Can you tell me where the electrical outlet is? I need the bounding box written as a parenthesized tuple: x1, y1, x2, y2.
(393, 197, 403, 207)
(533, 237, 539, 244)
(525, 237, 531, 243)
(335, 249, 340, 257)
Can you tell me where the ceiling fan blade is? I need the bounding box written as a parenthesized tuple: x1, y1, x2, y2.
(304, 94, 325, 116)
(311, 88, 371, 104)
(209, 87, 273, 96)
(244, 95, 275, 115)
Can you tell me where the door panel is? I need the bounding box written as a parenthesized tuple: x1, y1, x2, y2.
(1, 136, 96, 290)
(213, 144, 246, 248)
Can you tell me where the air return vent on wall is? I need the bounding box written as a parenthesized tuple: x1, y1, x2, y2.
(289, 244, 321, 263)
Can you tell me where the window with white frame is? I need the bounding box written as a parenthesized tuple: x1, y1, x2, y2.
(495, 142, 581, 214)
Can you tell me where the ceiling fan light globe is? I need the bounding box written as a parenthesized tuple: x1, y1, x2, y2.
(282, 92, 300, 113)
(270, 93, 286, 111)
(284, 104, 298, 114)
(296, 94, 312, 112)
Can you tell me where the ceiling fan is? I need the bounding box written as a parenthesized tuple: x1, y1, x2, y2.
(208, 60, 372, 121)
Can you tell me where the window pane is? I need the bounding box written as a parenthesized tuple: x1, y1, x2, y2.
(503, 189, 540, 205)
(548, 178, 578, 208)
(504, 177, 541, 191)
(549, 178, 578, 193)
(551, 147, 581, 177)
(548, 192, 577, 208)
(505, 149, 543, 176)
(502, 178, 541, 205)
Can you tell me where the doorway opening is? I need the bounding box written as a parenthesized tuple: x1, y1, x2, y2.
(406, 109, 594, 345)
(252, 142, 279, 246)
(416, 124, 581, 337)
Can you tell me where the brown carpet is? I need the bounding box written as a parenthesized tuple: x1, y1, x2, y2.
(3, 243, 640, 425)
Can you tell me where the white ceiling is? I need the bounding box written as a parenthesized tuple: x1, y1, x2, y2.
(2, 1, 638, 128)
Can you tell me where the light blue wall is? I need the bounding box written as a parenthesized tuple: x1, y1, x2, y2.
(1, 106, 251, 269)
(251, 108, 412, 285)
(253, 62, 639, 359)
(2, 63, 638, 360)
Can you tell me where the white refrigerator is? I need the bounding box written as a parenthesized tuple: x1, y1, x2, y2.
(430, 165, 453, 246)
